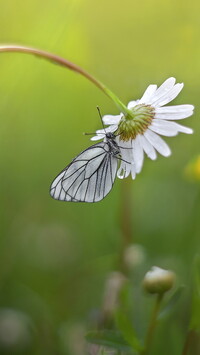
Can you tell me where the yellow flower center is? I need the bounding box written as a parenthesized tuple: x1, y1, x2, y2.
(118, 104, 155, 141)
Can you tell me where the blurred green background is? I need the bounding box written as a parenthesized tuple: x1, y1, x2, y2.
(0, 0, 199, 354)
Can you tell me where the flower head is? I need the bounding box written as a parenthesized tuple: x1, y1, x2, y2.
(91, 78, 194, 179)
(143, 266, 176, 294)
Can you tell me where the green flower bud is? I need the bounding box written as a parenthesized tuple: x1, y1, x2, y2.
(143, 266, 176, 294)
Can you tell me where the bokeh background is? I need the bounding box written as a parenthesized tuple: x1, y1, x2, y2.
(0, 0, 199, 354)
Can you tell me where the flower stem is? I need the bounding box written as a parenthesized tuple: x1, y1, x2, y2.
(182, 330, 200, 355)
(182, 330, 193, 355)
(141, 293, 163, 355)
(0, 44, 128, 114)
(118, 178, 133, 273)
(120, 178, 133, 247)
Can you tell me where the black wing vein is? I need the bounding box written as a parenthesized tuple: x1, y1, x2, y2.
(50, 141, 119, 203)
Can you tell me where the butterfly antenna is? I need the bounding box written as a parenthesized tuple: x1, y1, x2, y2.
(83, 132, 96, 135)
(96, 106, 106, 135)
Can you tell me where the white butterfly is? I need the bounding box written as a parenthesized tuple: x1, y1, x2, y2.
(50, 132, 121, 203)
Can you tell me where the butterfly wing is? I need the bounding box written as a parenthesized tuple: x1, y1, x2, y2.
(50, 142, 118, 203)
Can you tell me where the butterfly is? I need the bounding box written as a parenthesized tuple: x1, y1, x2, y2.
(50, 131, 122, 203)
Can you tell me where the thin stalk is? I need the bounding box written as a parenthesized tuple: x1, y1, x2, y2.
(182, 330, 193, 355)
(0, 44, 128, 113)
(120, 178, 133, 247)
(141, 293, 163, 355)
(118, 178, 133, 273)
(182, 329, 200, 355)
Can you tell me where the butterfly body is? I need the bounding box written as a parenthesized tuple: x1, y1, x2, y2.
(104, 132, 120, 156)
(50, 132, 120, 203)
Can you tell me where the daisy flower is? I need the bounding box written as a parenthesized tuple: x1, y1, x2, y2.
(91, 77, 194, 179)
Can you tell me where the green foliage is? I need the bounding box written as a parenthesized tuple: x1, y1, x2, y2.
(86, 330, 132, 352)
(158, 285, 185, 320)
(115, 310, 143, 352)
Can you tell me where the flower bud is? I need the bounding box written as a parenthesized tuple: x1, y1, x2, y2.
(124, 244, 146, 269)
(143, 266, 176, 294)
(102, 272, 126, 314)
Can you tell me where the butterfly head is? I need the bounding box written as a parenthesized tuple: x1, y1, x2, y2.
(105, 132, 116, 140)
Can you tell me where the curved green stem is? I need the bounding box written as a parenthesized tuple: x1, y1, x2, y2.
(141, 293, 163, 355)
(0, 44, 128, 114)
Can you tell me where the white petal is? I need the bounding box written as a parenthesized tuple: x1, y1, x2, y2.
(91, 125, 118, 141)
(172, 122, 193, 134)
(156, 104, 194, 113)
(127, 99, 140, 109)
(150, 119, 193, 136)
(149, 120, 179, 137)
(117, 139, 133, 179)
(152, 83, 184, 107)
(118, 139, 132, 162)
(138, 134, 157, 160)
(91, 134, 105, 141)
(149, 78, 176, 104)
(139, 84, 157, 104)
(117, 161, 131, 179)
(132, 136, 144, 173)
(155, 110, 194, 120)
(144, 129, 171, 157)
(155, 104, 194, 120)
(131, 164, 136, 179)
(96, 125, 118, 134)
(103, 114, 122, 125)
